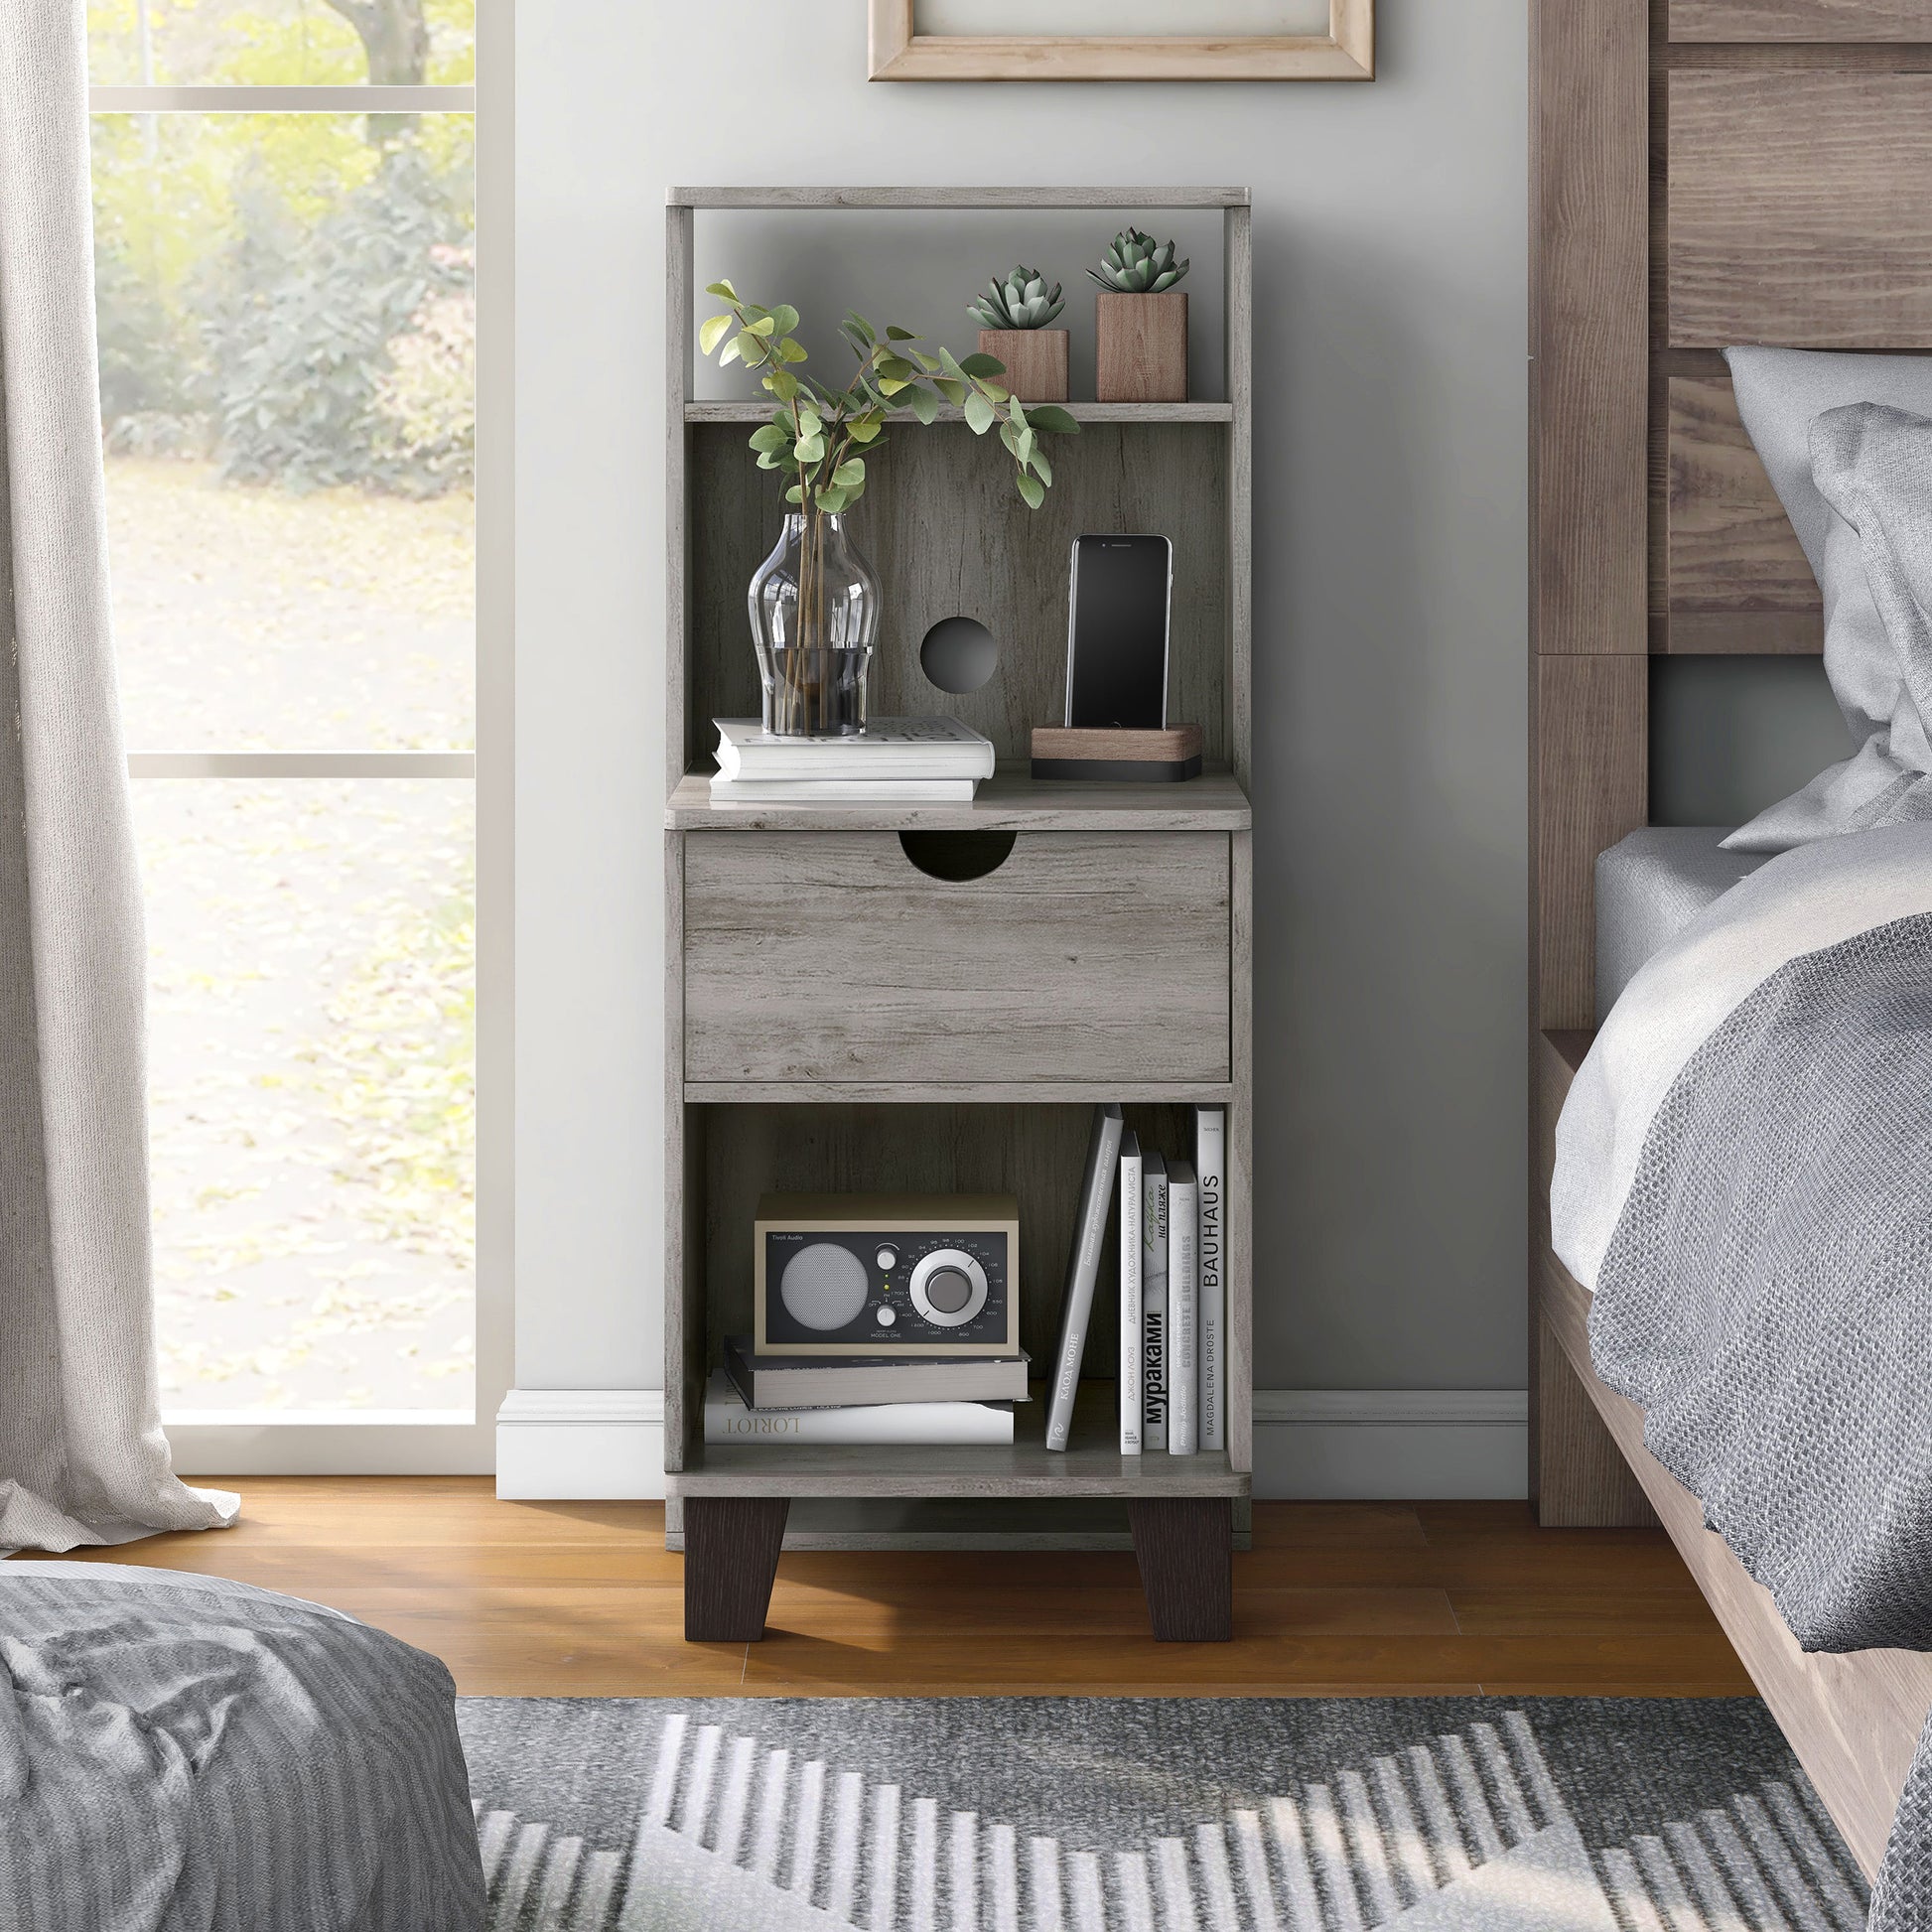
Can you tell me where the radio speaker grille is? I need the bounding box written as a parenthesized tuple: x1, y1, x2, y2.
(778, 1242, 869, 1331)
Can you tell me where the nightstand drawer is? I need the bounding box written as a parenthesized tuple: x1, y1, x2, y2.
(682, 830, 1230, 1085)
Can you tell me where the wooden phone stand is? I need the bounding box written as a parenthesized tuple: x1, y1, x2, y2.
(1030, 724, 1203, 782)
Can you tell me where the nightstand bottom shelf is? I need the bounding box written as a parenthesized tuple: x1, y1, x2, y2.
(670, 1382, 1246, 1643)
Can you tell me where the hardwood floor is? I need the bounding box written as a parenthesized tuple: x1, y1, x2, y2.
(40, 1480, 1755, 1700)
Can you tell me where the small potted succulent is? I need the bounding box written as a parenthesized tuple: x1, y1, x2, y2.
(968, 264, 1069, 402)
(1090, 227, 1190, 404)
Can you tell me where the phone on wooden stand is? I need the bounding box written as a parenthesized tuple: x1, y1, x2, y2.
(1063, 533, 1173, 729)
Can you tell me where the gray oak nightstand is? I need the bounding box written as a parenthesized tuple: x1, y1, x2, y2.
(662, 187, 1253, 1643)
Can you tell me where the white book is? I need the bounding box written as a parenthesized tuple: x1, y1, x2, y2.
(1168, 1159, 1198, 1455)
(1194, 1107, 1227, 1454)
(1045, 1103, 1125, 1451)
(709, 776, 979, 802)
(1117, 1131, 1143, 1454)
(1142, 1153, 1169, 1453)
(703, 1373, 1014, 1447)
(714, 716, 996, 781)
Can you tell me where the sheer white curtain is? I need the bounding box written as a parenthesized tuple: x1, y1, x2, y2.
(0, 0, 234, 1552)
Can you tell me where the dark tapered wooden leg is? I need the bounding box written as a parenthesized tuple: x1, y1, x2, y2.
(1129, 1497, 1233, 1642)
(683, 1496, 789, 1641)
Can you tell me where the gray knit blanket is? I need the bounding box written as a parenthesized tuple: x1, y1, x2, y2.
(0, 1561, 483, 1930)
(1552, 822, 1932, 1930)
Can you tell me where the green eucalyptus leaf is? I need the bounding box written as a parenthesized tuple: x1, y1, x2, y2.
(957, 350, 1006, 378)
(794, 433, 826, 464)
(1026, 404, 1080, 435)
(936, 345, 967, 378)
(999, 420, 1020, 457)
(1028, 447, 1052, 486)
(719, 338, 742, 367)
(1016, 472, 1045, 510)
(756, 452, 780, 470)
(934, 376, 966, 405)
(783, 483, 804, 504)
(963, 392, 996, 436)
(764, 369, 801, 401)
(748, 423, 788, 452)
(816, 484, 850, 513)
(1016, 427, 1035, 467)
(877, 377, 909, 396)
(732, 330, 764, 364)
(770, 304, 800, 335)
(979, 381, 1009, 402)
(704, 279, 739, 300)
(832, 459, 865, 486)
(848, 413, 885, 442)
(885, 324, 916, 341)
(698, 314, 735, 355)
(844, 311, 878, 343)
(1009, 396, 1029, 430)
(779, 338, 808, 363)
(908, 386, 939, 426)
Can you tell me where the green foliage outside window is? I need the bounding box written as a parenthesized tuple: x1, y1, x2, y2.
(89, 0, 476, 496)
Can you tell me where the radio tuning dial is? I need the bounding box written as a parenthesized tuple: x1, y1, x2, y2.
(908, 1248, 988, 1327)
(876, 1246, 897, 1271)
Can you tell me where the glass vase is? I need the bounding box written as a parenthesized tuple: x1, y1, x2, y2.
(747, 509, 880, 738)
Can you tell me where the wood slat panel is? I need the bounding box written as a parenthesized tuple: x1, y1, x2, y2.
(1665, 375, 1822, 652)
(1673, 0, 1932, 36)
(1534, 655, 1647, 1031)
(1541, 1254, 1932, 1877)
(1669, 69, 1932, 346)
(1531, 0, 1649, 654)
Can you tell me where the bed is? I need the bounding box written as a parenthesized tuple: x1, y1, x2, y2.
(1530, 0, 1932, 1907)
(0, 1561, 484, 1931)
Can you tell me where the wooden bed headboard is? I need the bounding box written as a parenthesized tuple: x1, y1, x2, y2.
(1531, 0, 1932, 1035)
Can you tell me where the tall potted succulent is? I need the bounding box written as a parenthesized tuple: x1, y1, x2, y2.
(968, 265, 1069, 403)
(1090, 228, 1190, 404)
(700, 281, 1080, 737)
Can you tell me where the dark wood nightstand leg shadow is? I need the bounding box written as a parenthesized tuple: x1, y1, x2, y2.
(1129, 1496, 1234, 1641)
(683, 1496, 790, 1641)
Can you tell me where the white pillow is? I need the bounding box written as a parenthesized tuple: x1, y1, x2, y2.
(1723, 348, 1932, 852)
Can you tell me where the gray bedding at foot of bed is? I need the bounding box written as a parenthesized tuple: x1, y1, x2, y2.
(0, 1562, 483, 1932)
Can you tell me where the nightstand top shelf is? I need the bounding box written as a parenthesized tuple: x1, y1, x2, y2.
(666, 766, 1251, 832)
(686, 400, 1234, 426)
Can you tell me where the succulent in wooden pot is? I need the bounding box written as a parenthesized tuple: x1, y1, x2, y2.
(968, 263, 1071, 404)
(1090, 227, 1190, 404)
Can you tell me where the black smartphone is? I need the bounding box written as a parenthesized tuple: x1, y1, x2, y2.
(1063, 534, 1173, 729)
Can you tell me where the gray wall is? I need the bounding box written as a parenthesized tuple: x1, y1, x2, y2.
(513, 2, 1533, 1402)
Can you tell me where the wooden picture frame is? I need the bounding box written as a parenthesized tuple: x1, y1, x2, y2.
(867, 1, 1373, 81)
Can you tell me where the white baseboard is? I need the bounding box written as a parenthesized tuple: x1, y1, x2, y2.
(492, 1387, 1528, 1501)
(494, 1388, 667, 1498)
(1252, 1389, 1529, 1500)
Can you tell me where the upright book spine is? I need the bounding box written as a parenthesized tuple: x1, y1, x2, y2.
(1045, 1103, 1125, 1451)
(1141, 1154, 1169, 1453)
(1118, 1131, 1143, 1453)
(1194, 1107, 1226, 1454)
(1168, 1159, 1198, 1455)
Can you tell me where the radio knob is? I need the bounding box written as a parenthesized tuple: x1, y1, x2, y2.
(876, 1308, 896, 1327)
(908, 1248, 988, 1327)
(876, 1246, 898, 1271)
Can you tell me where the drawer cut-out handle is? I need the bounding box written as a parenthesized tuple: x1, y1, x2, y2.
(898, 829, 1017, 882)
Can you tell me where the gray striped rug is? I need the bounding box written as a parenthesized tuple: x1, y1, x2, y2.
(455, 1696, 1866, 1931)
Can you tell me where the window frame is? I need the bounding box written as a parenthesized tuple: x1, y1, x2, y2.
(92, 20, 511, 1475)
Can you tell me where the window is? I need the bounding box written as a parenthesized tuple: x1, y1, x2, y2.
(88, 1, 489, 1440)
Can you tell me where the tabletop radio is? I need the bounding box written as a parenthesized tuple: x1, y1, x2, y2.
(754, 1192, 1020, 1357)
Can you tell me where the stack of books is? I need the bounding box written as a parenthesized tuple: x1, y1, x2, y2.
(1043, 1102, 1228, 1456)
(703, 1336, 1030, 1447)
(709, 716, 996, 804)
